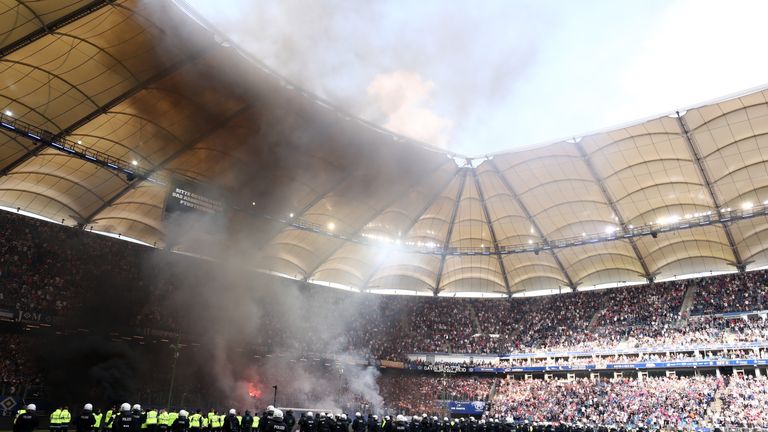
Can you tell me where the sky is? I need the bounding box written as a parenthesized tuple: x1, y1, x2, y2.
(183, 0, 768, 157)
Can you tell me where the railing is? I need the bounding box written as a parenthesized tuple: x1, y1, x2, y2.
(0, 112, 164, 184)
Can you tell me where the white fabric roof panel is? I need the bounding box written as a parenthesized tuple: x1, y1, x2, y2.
(3, 1, 768, 295)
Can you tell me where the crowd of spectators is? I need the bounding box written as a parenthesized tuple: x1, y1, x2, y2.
(0, 333, 41, 396)
(379, 374, 493, 414)
(0, 211, 145, 315)
(492, 375, 719, 429)
(692, 271, 768, 314)
(406, 298, 477, 353)
(718, 375, 768, 428)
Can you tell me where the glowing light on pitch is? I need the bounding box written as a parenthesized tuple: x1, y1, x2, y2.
(247, 382, 261, 398)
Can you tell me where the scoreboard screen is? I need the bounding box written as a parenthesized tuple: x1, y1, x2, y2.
(164, 181, 225, 217)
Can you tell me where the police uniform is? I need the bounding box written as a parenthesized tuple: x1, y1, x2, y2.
(75, 411, 95, 432)
(14, 410, 39, 432)
(60, 409, 72, 432)
(190, 412, 203, 432)
(158, 412, 170, 432)
(113, 413, 138, 432)
(146, 410, 158, 432)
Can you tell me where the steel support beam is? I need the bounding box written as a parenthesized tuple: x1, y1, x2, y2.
(0, 48, 210, 182)
(575, 142, 653, 279)
(486, 159, 577, 289)
(362, 167, 463, 291)
(471, 167, 512, 294)
(302, 159, 452, 282)
(82, 104, 253, 223)
(676, 112, 745, 269)
(434, 168, 469, 294)
(0, 0, 116, 58)
(0, 141, 45, 175)
(57, 50, 211, 138)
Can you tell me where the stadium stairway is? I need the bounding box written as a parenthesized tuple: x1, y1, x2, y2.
(679, 282, 699, 321)
(710, 389, 724, 418)
(468, 302, 482, 334)
(587, 308, 606, 329)
(488, 378, 500, 404)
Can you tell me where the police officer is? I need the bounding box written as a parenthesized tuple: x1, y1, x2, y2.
(408, 417, 419, 432)
(315, 414, 331, 432)
(60, 407, 73, 432)
(51, 406, 63, 432)
(103, 408, 116, 432)
(242, 411, 254, 432)
(146, 409, 158, 432)
(284, 411, 295, 432)
(113, 404, 137, 432)
(158, 410, 170, 432)
(393, 416, 407, 432)
(204, 411, 213, 432)
(351, 413, 364, 432)
(223, 410, 240, 432)
(172, 411, 189, 432)
(75, 404, 96, 432)
(14, 404, 39, 432)
(264, 410, 286, 432)
(15, 406, 27, 424)
(333, 415, 344, 432)
(259, 407, 274, 432)
(131, 406, 145, 432)
(94, 409, 104, 432)
(190, 410, 203, 432)
(299, 412, 315, 432)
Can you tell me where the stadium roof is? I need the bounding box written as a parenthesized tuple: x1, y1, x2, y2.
(2, 0, 768, 296)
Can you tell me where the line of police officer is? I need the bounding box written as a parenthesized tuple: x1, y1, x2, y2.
(14, 404, 650, 432)
(297, 413, 516, 432)
(12, 403, 299, 432)
(294, 412, 653, 432)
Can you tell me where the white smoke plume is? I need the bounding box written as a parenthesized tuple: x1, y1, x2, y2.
(366, 71, 452, 148)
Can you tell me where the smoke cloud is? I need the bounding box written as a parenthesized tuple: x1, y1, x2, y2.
(178, 0, 540, 153)
(366, 71, 452, 147)
(148, 211, 388, 412)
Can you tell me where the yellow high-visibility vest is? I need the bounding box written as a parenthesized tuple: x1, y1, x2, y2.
(51, 409, 62, 425)
(60, 410, 72, 424)
(158, 412, 170, 426)
(147, 411, 158, 425)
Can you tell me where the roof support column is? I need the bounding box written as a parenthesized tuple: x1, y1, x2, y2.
(471, 167, 512, 295)
(575, 142, 654, 279)
(301, 159, 452, 283)
(676, 112, 746, 269)
(433, 168, 468, 295)
(486, 159, 577, 289)
(362, 168, 462, 292)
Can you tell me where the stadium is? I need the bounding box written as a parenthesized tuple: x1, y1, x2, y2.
(2, 1, 768, 431)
